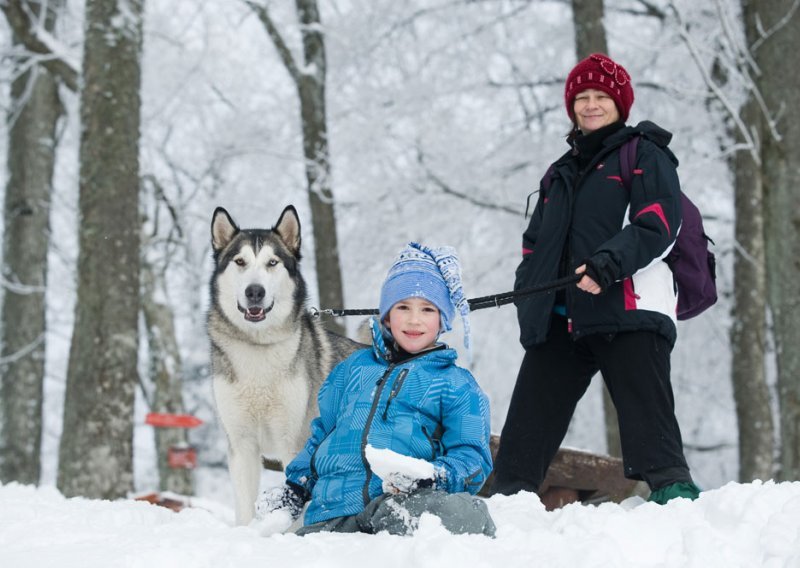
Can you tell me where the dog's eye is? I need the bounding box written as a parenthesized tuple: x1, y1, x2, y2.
(234, 258, 246, 267)
(267, 259, 279, 267)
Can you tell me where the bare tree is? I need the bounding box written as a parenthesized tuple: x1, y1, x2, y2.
(747, 0, 800, 481)
(725, 1, 775, 482)
(0, 0, 66, 485)
(729, 92, 773, 481)
(640, 0, 776, 482)
(139, 178, 193, 495)
(245, 0, 345, 335)
(141, 258, 193, 495)
(57, 0, 145, 499)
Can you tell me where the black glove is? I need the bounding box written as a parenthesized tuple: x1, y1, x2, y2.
(581, 253, 618, 292)
(255, 481, 309, 520)
(382, 472, 435, 495)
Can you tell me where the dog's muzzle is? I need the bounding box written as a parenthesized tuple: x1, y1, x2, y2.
(238, 301, 274, 322)
(238, 284, 274, 322)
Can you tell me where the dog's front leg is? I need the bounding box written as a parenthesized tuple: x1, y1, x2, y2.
(228, 439, 262, 525)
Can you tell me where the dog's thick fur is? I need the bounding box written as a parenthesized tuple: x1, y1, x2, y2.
(208, 205, 362, 525)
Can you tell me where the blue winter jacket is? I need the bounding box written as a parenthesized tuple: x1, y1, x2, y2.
(285, 318, 493, 526)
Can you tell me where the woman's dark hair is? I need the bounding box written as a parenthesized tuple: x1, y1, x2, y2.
(566, 123, 580, 145)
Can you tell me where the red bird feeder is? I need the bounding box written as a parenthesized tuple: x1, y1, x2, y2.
(167, 444, 198, 469)
(145, 412, 203, 429)
(145, 412, 203, 470)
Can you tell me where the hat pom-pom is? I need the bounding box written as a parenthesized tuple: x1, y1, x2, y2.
(410, 242, 472, 351)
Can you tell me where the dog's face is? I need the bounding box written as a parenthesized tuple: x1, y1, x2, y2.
(210, 206, 306, 331)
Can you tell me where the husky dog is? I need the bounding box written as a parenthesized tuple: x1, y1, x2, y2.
(208, 205, 362, 525)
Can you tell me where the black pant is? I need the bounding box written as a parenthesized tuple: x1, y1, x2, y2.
(491, 316, 692, 496)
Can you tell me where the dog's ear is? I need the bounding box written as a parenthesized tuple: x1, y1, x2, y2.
(211, 207, 239, 252)
(274, 205, 302, 258)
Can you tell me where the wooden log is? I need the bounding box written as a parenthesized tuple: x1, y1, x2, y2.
(538, 486, 580, 511)
(479, 434, 647, 507)
(134, 492, 188, 512)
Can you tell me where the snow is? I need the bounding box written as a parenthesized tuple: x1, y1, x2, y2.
(2, 480, 799, 568)
(365, 444, 437, 494)
(365, 444, 436, 481)
(0, 1, 791, 565)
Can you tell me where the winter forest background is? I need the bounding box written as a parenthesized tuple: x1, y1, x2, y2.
(1, 0, 799, 506)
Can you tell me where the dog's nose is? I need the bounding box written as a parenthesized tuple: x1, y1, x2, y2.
(245, 284, 266, 304)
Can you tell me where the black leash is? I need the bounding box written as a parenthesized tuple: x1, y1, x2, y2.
(310, 273, 582, 318)
(466, 273, 582, 311)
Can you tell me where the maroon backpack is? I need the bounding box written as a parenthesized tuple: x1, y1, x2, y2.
(619, 136, 717, 320)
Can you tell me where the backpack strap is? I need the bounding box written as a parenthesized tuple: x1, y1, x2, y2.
(541, 163, 555, 192)
(618, 135, 640, 193)
(526, 163, 555, 218)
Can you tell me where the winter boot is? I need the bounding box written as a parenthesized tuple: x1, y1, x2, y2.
(647, 481, 701, 505)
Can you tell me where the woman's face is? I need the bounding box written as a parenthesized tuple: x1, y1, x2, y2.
(573, 88, 620, 133)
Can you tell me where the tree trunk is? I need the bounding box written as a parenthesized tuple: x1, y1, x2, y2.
(248, 0, 346, 336)
(141, 259, 193, 495)
(0, 0, 64, 484)
(572, 0, 608, 58)
(730, 102, 773, 482)
(295, 0, 345, 336)
(571, 0, 620, 457)
(749, 0, 800, 481)
(724, 12, 774, 480)
(57, 0, 144, 499)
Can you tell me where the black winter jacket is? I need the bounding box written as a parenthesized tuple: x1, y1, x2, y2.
(515, 121, 682, 348)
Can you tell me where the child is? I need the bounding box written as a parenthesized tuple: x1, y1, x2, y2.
(258, 242, 495, 536)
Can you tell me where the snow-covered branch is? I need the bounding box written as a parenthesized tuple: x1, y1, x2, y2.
(750, 0, 800, 52)
(0, 332, 44, 365)
(422, 165, 522, 217)
(243, 0, 302, 85)
(667, 1, 763, 164)
(1, 0, 79, 91)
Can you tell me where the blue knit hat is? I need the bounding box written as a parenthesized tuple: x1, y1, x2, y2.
(379, 242, 471, 350)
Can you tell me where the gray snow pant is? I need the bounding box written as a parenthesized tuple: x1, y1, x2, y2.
(295, 488, 496, 537)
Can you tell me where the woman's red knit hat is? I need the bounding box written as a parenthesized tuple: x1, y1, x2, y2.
(564, 53, 634, 122)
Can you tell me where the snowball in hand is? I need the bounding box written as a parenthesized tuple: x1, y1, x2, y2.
(365, 445, 435, 482)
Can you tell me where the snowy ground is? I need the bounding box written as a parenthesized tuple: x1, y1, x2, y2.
(2, 480, 799, 568)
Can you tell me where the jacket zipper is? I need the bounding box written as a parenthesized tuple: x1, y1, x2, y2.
(381, 369, 409, 420)
(562, 162, 580, 328)
(563, 146, 618, 332)
(360, 364, 394, 505)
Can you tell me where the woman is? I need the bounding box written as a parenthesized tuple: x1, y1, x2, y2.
(491, 53, 700, 504)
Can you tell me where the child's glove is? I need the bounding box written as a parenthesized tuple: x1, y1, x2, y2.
(382, 472, 434, 495)
(255, 481, 309, 521)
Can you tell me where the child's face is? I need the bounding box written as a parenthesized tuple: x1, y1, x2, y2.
(384, 297, 441, 353)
